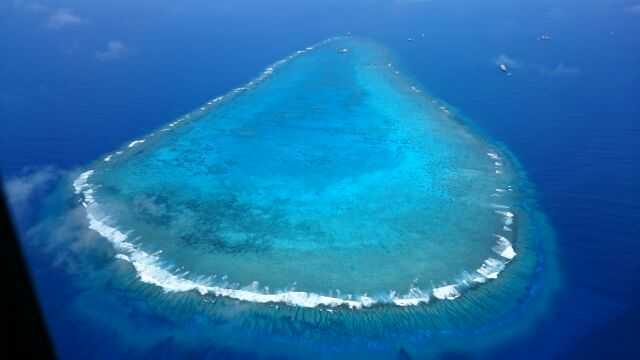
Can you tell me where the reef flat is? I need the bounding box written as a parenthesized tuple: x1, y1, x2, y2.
(71, 37, 556, 357)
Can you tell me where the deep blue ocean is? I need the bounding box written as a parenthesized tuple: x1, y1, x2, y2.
(2, 0, 639, 358)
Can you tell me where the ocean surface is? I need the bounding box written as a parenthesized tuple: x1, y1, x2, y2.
(2, 0, 639, 359)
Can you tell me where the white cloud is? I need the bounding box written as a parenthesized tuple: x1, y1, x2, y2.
(25, 2, 47, 13)
(549, 63, 580, 76)
(4, 167, 113, 273)
(547, 7, 567, 20)
(24, 201, 118, 273)
(12, 0, 48, 12)
(4, 166, 61, 215)
(96, 41, 128, 61)
(531, 63, 581, 77)
(46, 8, 84, 29)
(626, 4, 640, 14)
(4, 166, 117, 273)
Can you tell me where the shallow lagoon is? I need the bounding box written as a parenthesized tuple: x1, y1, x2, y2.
(66, 37, 556, 357)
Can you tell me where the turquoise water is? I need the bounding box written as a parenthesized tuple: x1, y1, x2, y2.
(73, 38, 540, 310)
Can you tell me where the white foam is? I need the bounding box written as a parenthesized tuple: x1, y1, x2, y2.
(496, 210, 515, 218)
(496, 210, 515, 225)
(128, 139, 145, 148)
(115, 254, 131, 262)
(104, 155, 113, 162)
(432, 284, 460, 300)
(476, 258, 506, 279)
(72, 170, 94, 194)
(392, 297, 429, 306)
(128, 252, 376, 308)
(493, 234, 517, 260)
(391, 287, 430, 306)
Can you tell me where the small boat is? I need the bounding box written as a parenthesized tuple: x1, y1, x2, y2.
(338, 48, 349, 54)
(537, 34, 552, 41)
(499, 63, 508, 73)
(407, 37, 414, 42)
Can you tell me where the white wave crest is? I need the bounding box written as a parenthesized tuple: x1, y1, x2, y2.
(432, 284, 461, 300)
(496, 210, 515, 225)
(128, 139, 145, 148)
(476, 258, 506, 279)
(494, 234, 517, 260)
